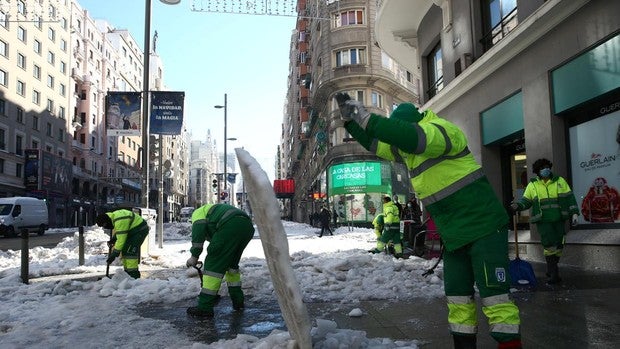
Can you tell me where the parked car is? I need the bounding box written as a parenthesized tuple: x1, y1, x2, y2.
(179, 206, 195, 223)
(0, 197, 49, 237)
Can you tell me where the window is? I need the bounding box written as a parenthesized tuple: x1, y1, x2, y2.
(60, 39, 67, 52)
(59, 83, 66, 96)
(17, 1, 26, 15)
(481, 0, 518, 50)
(16, 163, 22, 178)
(46, 122, 52, 136)
(17, 53, 26, 69)
(16, 108, 24, 123)
(33, 64, 41, 79)
(31, 140, 39, 149)
(34, 15, 42, 29)
(427, 41, 443, 99)
(60, 61, 66, 73)
(334, 9, 364, 27)
(0, 99, 5, 116)
(47, 51, 55, 65)
(17, 80, 25, 96)
(47, 75, 54, 88)
(0, 158, 3, 174)
(58, 106, 65, 119)
(48, 28, 56, 42)
(58, 129, 65, 142)
(47, 99, 54, 113)
(334, 48, 366, 67)
(0, 10, 7, 28)
(0, 128, 5, 149)
(32, 90, 40, 105)
(32, 115, 39, 130)
(33, 40, 41, 54)
(16, 135, 23, 155)
(0, 40, 7, 57)
(0, 69, 6, 86)
(17, 26, 26, 42)
(371, 91, 383, 108)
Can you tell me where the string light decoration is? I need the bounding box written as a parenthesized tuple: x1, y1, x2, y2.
(191, 0, 330, 19)
(0, 0, 63, 23)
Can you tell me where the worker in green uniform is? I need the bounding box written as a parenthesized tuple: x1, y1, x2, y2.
(369, 197, 403, 257)
(185, 203, 255, 317)
(510, 158, 579, 284)
(96, 209, 149, 279)
(335, 92, 522, 349)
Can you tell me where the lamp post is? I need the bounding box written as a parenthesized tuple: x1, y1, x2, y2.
(141, 0, 180, 210)
(214, 94, 228, 201)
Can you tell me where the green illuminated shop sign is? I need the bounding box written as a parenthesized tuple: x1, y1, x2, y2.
(329, 162, 388, 194)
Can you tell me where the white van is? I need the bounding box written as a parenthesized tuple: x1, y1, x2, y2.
(179, 207, 195, 223)
(0, 197, 49, 237)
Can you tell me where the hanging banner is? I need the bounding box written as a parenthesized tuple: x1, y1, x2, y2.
(24, 149, 40, 190)
(105, 92, 142, 136)
(150, 91, 185, 135)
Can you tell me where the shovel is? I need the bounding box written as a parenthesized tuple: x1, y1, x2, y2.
(508, 214, 537, 288)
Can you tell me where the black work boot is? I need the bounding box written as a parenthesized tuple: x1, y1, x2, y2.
(187, 294, 219, 317)
(453, 334, 477, 349)
(547, 255, 562, 284)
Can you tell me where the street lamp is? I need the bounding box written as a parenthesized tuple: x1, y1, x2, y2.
(214, 94, 228, 201)
(141, 0, 180, 209)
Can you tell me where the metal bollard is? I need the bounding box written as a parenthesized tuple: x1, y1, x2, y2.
(78, 226, 85, 265)
(20, 230, 29, 284)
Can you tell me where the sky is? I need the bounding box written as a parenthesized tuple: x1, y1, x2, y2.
(0, 221, 445, 348)
(78, 0, 297, 177)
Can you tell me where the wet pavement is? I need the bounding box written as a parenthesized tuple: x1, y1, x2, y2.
(136, 262, 620, 348)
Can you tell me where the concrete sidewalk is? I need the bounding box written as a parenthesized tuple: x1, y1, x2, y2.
(136, 262, 620, 348)
(308, 262, 620, 348)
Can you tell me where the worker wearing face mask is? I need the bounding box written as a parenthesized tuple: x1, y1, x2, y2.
(509, 158, 579, 285)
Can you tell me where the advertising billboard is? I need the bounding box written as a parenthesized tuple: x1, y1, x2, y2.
(105, 92, 142, 137)
(149, 91, 185, 135)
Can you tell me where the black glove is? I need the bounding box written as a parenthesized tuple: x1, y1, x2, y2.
(334, 92, 370, 128)
(106, 249, 120, 264)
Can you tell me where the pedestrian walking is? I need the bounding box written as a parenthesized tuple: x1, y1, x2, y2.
(185, 203, 255, 317)
(509, 158, 579, 285)
(95, 209, 149, 279)
(335, 92, 522, 349)
(318, 206, 333, 237)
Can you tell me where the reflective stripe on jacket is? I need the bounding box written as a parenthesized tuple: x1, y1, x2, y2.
(108, 209, 145, 250)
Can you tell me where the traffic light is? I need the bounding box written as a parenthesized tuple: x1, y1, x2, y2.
(212, 179, 218, 188)
(149, 135, 159, 163)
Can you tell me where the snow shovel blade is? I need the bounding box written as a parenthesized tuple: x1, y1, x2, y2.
(509, 257, 537, 287)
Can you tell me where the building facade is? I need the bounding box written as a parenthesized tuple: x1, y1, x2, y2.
(374, 0, 619, 271)
(0, 0, 188, 227)
(282, 0, 419, 225)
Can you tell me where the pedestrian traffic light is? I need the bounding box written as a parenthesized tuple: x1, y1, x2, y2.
(212, 179, 218, 188)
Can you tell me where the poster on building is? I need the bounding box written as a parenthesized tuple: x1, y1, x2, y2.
(41, 151, 72, 195)
(150, 91, 185, 135)
(24, 149, 40, 190)
(569, 110, 620, 224)
(105, 92, 142, 136)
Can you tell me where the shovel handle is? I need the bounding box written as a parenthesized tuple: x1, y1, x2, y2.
(513, 213, 520, 258)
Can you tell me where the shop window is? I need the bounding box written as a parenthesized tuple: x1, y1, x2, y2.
(427, 42, 443, 99)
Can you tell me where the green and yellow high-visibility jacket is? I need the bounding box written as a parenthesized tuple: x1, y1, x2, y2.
(516, 175, 579, 223)
(345, 109, 508, 251)
(107, 209, 145, 251)
(190, 204, 250, 256)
